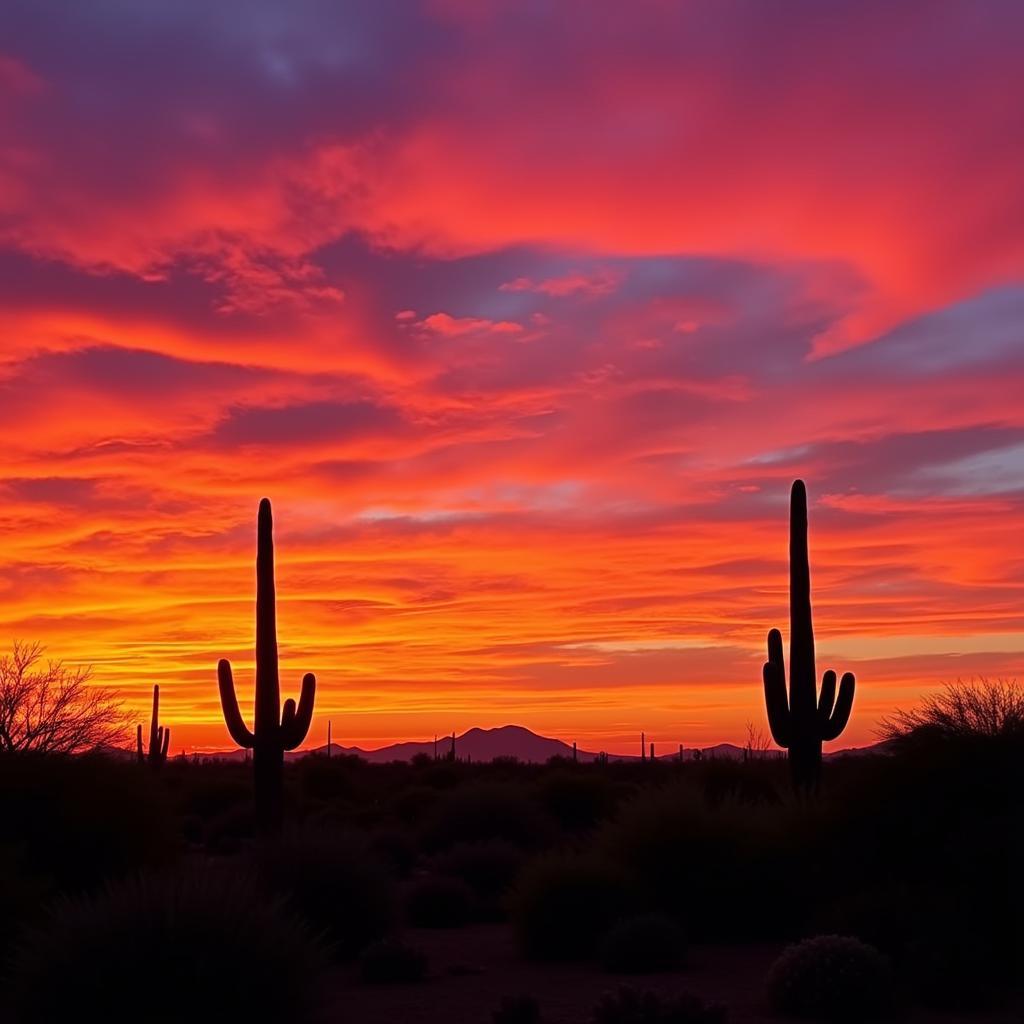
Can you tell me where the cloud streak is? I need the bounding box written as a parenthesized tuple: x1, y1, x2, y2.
(0, 2, 1022, 751)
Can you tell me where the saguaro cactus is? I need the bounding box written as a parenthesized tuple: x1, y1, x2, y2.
(136, 684, 169, 769)
(217, 499, 316, 833)
(763, 480, 855, 791)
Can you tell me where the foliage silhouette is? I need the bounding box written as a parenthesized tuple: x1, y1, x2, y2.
(8, 866, 328, 1024)
(358, 937, 428, 984)
(513, 852, 634, 961)
(766, 934, 893, 1020)
(217, 498, 316, 833)
(600, 912, 686, 974)
(591, 986, 727, 1024)
(762, 480, 855, 790)
(0, 641, 126, 753)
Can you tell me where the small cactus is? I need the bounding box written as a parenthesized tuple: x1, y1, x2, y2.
(763, 480, 855, 791)
(217, 499, 316, 833)
(136, 684, 169, 769)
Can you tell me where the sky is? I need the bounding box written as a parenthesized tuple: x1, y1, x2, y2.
(1, 0, 1023, 753)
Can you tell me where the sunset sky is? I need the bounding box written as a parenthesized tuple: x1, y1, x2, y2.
(1, 1, 1023, 753)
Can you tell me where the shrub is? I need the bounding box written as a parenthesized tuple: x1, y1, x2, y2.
(8, 867, 327, 1024)
(512, 853, 634, 961)
(432, 839, 524, 918)
(591, 986, 727, 1024)
(539, 772, 619, 831)
(767, 935, 893, 1020)
(405, 874, 475, 927)
(601, 913, 686, 974)
(421, 782, 553, 851)
(596, 783, 810, 940)
(493, 994, 542, 1024)
(359, 937, 428, 984)
(254, 832, 395, 958)
(0, 752, 177, 891)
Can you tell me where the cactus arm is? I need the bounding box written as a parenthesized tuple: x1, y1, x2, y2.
(136, 724, 144, 764)
(763, 670, 791, 749)
(160, 725, 170, 760)
(217, 659, 255, 748)
(282, 674, 316, 750)
(817, 669, 837, 723)
(820, 672, 855, 741)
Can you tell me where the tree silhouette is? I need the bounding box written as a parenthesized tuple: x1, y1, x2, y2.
(0, 640, 126, 753)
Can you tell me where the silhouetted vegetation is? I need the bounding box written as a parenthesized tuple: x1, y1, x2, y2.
(136, 682, 169, 768)
(9, 867, 327, 1024)
(0, 640, 125, 753)
(591, 987, 727, 1024)
(217, 498, 316, 833)
(600, 913, 686, 974)
(766, 935, 893, 1020)
(358, 936, 428, 984)
(762, 480, 855, 791)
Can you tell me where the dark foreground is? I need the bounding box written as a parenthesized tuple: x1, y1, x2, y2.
(0, 729, 1020, 1023)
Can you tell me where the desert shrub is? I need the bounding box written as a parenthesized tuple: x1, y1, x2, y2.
(767, 935, 893, 1020)
(421, 782, 554, 851)
(601, 913, 686, 974)
(0, 752, 177, 891)
(539, 772, 620, 831)
(596, 782, 810, 940)
(432, 839, 524, 918)
(512, 853, 634, 961)
(391, 784, 442, 824)
(405, 874, 475, 927)
(358, 937, 428, 984)
(369, 827, 418, 876)
(7, 867, 327, 1024)
(254, 832, 395, 958)
(493, 994, 542, 1024)
(591, 986, 727, 1024)
(202, 801, 254, 854)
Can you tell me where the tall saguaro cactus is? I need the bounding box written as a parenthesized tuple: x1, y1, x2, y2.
(763, 480, 855, 790)
(136, 684, 169, 769)
(217, 499, 316, 833)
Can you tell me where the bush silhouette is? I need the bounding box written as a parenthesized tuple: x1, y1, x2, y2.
(254, 832, 395, 959)
(766, 935, 892, 1020)
(601, 913, 686, 974)
(431, 839, 525, 919)
(358, 937, 428, 984)
(8, 867, 327, 1024)
(596, 782, 810, 940)
(421, 782, 553, 851)
(591, 986, 727, 1024)
(513, 853, 634, 961)
(492, 994, 542, 1024)
(405, 874, 475, 928)
(0, 752, 177, 892)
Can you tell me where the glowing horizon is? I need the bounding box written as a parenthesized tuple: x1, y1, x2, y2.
(2, 2, 1023, 754)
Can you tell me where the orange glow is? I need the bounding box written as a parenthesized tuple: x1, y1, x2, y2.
(1, 4, 1023, 754)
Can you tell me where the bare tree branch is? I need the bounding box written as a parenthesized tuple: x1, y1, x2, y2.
(0, 640, 128, 754)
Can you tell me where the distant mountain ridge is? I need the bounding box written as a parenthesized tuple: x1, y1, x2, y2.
(177, 723, 882, 764)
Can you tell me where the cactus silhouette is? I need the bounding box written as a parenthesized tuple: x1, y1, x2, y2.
(763, 480, 855, 790)
(217, 499, 316, 833)
(136, 684, 169, 769)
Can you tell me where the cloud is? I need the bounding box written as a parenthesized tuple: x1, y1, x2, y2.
(0, 1, 1022, 750)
